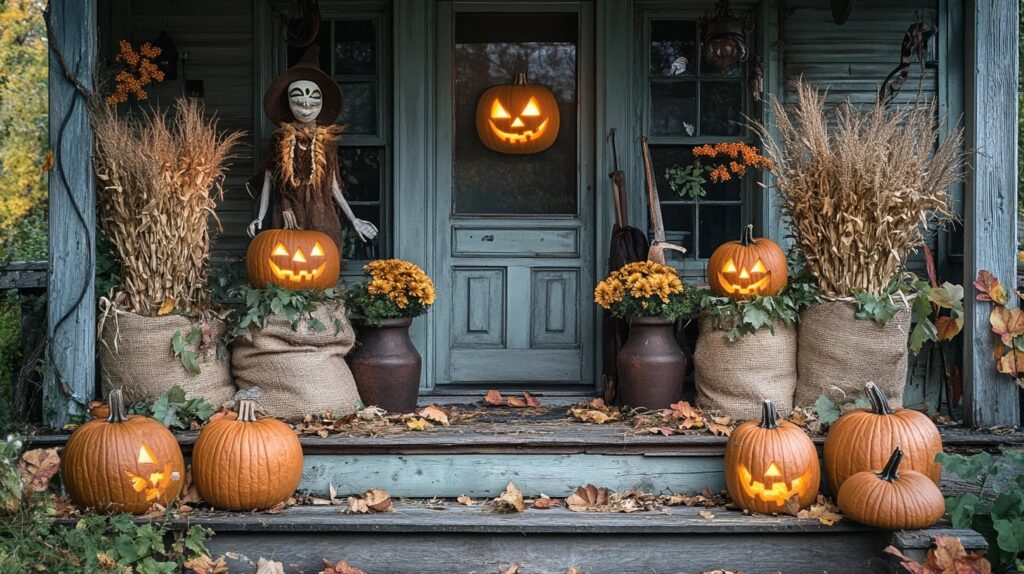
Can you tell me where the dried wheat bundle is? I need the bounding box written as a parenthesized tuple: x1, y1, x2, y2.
(93, 98, 245, 316)
(753, 81, 965, 297)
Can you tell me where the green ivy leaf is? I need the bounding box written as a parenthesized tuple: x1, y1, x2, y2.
(994, 518, 1024, 553)
(937, 452, 997, 483)
(945, 492, 986, 529)
(813, 395, 842, 426)
(909, 319, 938, 353)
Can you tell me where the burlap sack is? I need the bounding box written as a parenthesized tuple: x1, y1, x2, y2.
(231, 300, 361, 419)
(694, 316, 798, 421)
(795, 300, 911, 409)
(99, 309, 235, 407)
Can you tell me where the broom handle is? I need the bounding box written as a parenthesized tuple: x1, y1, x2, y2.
(641, 136, 665, 243)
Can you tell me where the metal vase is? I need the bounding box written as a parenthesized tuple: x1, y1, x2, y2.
(616, 316, 686, 410)
(350, 317, 422, 414)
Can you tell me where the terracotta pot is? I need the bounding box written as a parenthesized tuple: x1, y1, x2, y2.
(350, 317, 422, 413)
(617, 317, 686, 410)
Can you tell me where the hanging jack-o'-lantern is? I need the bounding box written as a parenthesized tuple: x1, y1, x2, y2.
(724, 400, 820, 514)
(707, 224, 788, 299)
(247, 228, 341, 290)
(476, 72, 560, 154)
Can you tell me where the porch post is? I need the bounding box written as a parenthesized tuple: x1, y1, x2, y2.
(45, 0, 97, 426)
(963, 0, 1020, 427)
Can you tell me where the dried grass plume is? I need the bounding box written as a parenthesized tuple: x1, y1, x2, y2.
(93, 98, 245, 315)
(753, 81, 966, 297)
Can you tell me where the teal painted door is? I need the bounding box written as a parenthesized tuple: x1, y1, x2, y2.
(433, 2, 595, 386)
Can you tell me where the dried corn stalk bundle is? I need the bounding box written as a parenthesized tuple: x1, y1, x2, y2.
(93, 98, 245, 316)
(753, 82, 965, 297)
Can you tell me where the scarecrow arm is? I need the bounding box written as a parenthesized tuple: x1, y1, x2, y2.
(246, 174, 273, 237)
(332, 176, 378, 242)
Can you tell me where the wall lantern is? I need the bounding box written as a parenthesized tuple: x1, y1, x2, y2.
(476, 72, 560, 155)
(699, 0, 754, 71)
(151, 31, 178, 81)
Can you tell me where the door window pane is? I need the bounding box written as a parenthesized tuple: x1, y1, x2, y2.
(452, 12, 578, 216)
(339, 81, 377, 135)
(700, 81, 744, 136)
(650, 20, 696, 77)
(339, 147, 382, 202)
(335, 20, 376, 75)
(698, 204, 742, 258)
(650, 81, 697, 137)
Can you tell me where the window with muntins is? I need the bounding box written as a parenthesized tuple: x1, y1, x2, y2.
(287, 11, 390, 263)
(643, 16, 752, 262)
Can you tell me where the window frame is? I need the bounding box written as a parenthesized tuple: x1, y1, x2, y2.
(638, 8, 757, 278)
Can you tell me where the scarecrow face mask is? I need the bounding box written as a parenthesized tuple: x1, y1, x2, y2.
(288, 80, 323, 123)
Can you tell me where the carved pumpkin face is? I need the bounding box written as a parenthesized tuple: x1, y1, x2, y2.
(476, 72, 560, 154)
(724, 400, 820, 515)
(707, 225, 788, 300)
(247, 229, 341, 290)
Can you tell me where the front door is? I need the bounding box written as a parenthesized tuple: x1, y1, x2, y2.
(433, 2, 595, 387)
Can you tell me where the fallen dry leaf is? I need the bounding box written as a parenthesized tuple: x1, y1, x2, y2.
(418, 405, 450, 426)
(507, 396, 528, 407)
(567, 399, 622, 424)
(19, 448, 60, 495)
(494, 482, 525, 512)
(499, 566, 520, 574)
(524, 392, 542, 407)
(566, 484, 610, 512)
(457, 494, 478, 506)
(531, 494, 560, 509)
(320, 558, 368, 574)
(699, 510, 715, 520)
(183, 555, 229, 574)
(484, 390, 505, 405)
(346, 489, 392, 513)
(884, 534, 992, 574)
(567, 568, 584, 574)
(406, 417, 432, 431)
(357, 406, 387, 420)
(796, 496, 843, 526)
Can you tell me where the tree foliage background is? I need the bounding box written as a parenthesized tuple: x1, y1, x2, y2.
(0, 0, 48, 420)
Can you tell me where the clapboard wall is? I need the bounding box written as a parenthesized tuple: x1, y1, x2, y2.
(119, 0, 257, 257)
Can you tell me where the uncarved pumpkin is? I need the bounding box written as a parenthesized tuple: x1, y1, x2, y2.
(62, 389, 185, 514)
(837, 447, 946, 529)
(476, 72, 560, 155)
(247, 228, 341, 290)
(191, 391, 303, 510)
(724, 400, 821, 514)
(707, 225, 788, 299)
(823, 382, 942, 494)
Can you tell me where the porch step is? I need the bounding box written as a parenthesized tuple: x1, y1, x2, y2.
(162, 502, 986, 574)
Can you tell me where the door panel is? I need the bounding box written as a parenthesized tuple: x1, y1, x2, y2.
(434, 2, 595, 386)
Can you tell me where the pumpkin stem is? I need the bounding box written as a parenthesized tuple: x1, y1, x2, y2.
(759, 399, 780, 429)
(741, 224, 756, 246)
(237, 399, 259, 423)
(106, 389, 129, 423)
(515, 71, 528, 85)
(879, 447, 904, 482)
(865, 382, 894, 415)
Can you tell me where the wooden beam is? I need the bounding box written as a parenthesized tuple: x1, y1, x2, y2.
(963, 1, 1021, 428)
(46, 0, 97, 427)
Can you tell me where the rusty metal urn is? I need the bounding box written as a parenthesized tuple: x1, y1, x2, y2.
(616, 316, 686, 410)
(350, 317, 422, 413)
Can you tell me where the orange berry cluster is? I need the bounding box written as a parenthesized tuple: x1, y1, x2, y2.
(692, 142, 775, 183)
(106, 40, 166, 105)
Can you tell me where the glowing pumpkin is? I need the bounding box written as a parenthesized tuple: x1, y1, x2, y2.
(725, 400, 820, 514)
(247, 228, 340, 290)
(476, 72, 560, 154)
(707, 225, 788, 299)
(62, 389, 185, 514)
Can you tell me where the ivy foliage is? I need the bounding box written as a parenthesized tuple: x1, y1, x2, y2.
(126, 385, 216, 430)
(851, 275, 965, 353)
(938, 449, 1024, 569)
(231, 284, 346, 336)
(699, 253, 821, 340)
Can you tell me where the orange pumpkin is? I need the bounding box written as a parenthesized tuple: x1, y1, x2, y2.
(823, 382, 942, 493)
(837, 447, 946, 529)
(62, 389, 185, 514)
(476, 72, 560, 154)
(707, 225, 788, 299)
(247, 228, 340, 290)
(725, 400, 820, 514)
(191, 390, 303, 510)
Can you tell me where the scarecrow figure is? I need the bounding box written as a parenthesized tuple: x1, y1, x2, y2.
(247, 45, 377, 249)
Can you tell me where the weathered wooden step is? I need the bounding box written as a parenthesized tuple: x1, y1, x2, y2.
(159, 502, 986, 574)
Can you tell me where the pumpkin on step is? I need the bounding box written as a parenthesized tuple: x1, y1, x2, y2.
(823, 382, 942, 493)
(191, 389, 303, 510)
(62, 389, 185, 514)
(247, 228, 341, 290)
(707, 225, 788, 299)
(724, 400, 820, 514)
(837, 447, 946, 529)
